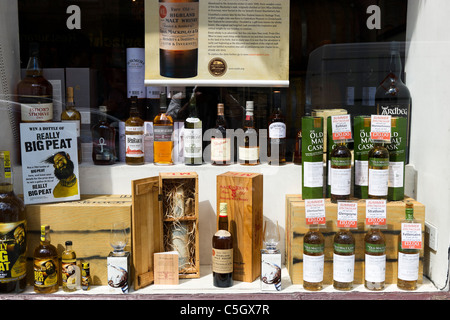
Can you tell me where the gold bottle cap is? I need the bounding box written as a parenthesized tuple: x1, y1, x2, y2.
(219, 203, 228, 217)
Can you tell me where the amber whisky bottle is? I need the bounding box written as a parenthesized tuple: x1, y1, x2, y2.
(303, 225, 325, 291)
(211, 103, 230, 165)
(364, 227, 386, 290)
(125, 96, 145, 165)
(34, 225, 59, 293)
(153, 93, 174, 165)
(212, 203, 233, 287)
(333, 228, 355, 291)
(239, 101, 260, 165)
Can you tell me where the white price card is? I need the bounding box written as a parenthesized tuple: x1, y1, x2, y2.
(331, 115, 352, 141)
(365, 199, 387, 226)
(401, 223, 422, 250)
(370, 115, 391, 142)
(337, 202, 358, 229)
(305, 199, 326, 225)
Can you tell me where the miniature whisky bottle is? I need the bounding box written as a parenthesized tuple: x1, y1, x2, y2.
(303, 225, 325, 291)
(62, 240, 77, 292)
(364, 227, 386, 290)
(153, 93, 174, 165)
(211, 103, 231, 165)
(34, 225, 59, 293)
(397, 201, 420, 290)
(239, 101, 260, 165)
(333, 228, 355, 291)
(212, 203, 233, 287)
(0, 151, 27, 293)
(81, 262, 91, 291)
(368, 142, 389, 199)
(61, 87, 82, 163)
(125, 96, 145, 165)
(330, 141, 352, 203)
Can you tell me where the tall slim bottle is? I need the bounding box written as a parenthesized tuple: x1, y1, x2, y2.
(368, 142, 389, 199)
(268, 91, 286, 165)
(333, 228, 355, 291)
(184, 92, 203, 165)
(153, 93, 174, 165)
(125, 96, 145, 165)
(397, 201, 420, 290)
(17, 55, 53, 122)
(212, 203, 233, 287)
(34, 225, 59, 293)
(61, 87, 82, 163)
(303, 225, 325, 291)
(159, 0, 199, 78)
(0, 151, 27, 293)
(211, 103, 231, 165)
(364, 227, 386, 290)
(239, 101, 260, 165)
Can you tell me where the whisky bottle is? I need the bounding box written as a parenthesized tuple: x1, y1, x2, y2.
(397, 201, 420, 290)
(268, 91, 286, 165)
(81, 261, 91, 291)
(212, 203, 233, 287)
(211, 103, 231, 165)
(293, 129, 302, 164)
(34, 225, 59, 293)
(125, 96, 145, 165)
(364, 227, 386, 290)
(333, 228, 355, 290)
(184, 92, 202, 165)
(159, 0, 199, 78)
(303, 225, 325, 291)
(239, 101, 260, 165)
(62, 240, 77, 292)
(17, 55, 53, 122)
(153, 93, 174, 165)
(354, 116, 372, 199)
(330, 141, 352, 203)
(0, 151, 27, 293)
(92, 105, 116, 165)
(368, 142, 389, 199)
(61, 87, 82, 163)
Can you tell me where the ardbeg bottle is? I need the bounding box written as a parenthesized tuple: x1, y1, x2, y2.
(212, 203, 233, 287)
(0, 151, 27, 293)
(34, 225, 59, 293)
(303, 225, 325, 291)
(364, 227, 386, 290)
(61, 87, 82, 163)
(184, 92, 202, 165)
(368, 142, 389, 199)
(330, 141, 352, 203)
(333, 228, 355, 291)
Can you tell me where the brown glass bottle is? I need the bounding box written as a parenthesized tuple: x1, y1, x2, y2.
(159, 0, 199, 78)
(34, 225, 59, 293)
(61, 87, 82, 163)
(125, 96, 145, 165)
(364, 228, 386, 290)
(368, 142, 389, 199)
(293, 129, 302, 164)
(303, 226, 325, 291)
(153, 93, 174, 165)
(212, 203, 233, 287)
(211, 103, 231, 165)
(268, 91, 286, 165)
(0, 151, 27, 293)
(330, 142, 352, 203)
(17, 55, 53, 122)
(239, 101, 260, 166)
(333, 229, 355, 291)
(92, 105, 116, 165)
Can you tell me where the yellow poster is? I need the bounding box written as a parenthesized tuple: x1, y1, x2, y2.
(145, 0, 289, 87)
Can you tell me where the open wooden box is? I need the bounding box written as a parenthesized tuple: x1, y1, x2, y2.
(131, 172, 199, 290)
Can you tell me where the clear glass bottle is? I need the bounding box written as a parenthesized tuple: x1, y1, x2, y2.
(333, 228, 355, 291)
(125, 96, 145, 165)
(239, 101, 260, 165)
(184, 91, 203, 165)
(303, 225, 325, 291)
(92, 105, 116, 165)
(62, 240, 77, 292)
(330, 141, 352, 203)
(211, 103, 231, 165)
(212, 203, 233, 288)
(34, 225, 59, 293)
(61, 87, 82, 163)
(268, 90, 286, 165)
(364, 227, 386, 290)
(261, 220, 282, 291)
(0, 151, 27, 293)
(153, 93, 174, 165)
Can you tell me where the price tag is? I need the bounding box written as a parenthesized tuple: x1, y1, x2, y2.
(331, 115, 352, 141)
(305, 199, 326, 225)
(365, 199, 387, 226)
(370, 115, 391, 142)
(401, 223, 422, 249)
(337, 202, 358, 229)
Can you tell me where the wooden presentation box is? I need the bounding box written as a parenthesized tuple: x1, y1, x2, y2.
(285, 195, 425, 285)
(216, 171, 263, 283)
(131, 172, 199, 290)
(25, 194, 132, 285)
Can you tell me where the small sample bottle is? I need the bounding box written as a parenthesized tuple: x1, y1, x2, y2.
(81, 262, 91, 291)
(62, 240, 77, 292)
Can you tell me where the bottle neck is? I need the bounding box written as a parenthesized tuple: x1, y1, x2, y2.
(388, 50, 403, 80)
(40, 227, 51, 244)
(218, 214, 228, 231)
(188, 93, 198, 118)
(0, 152, 13, 192)
(25, 56, 43, 77)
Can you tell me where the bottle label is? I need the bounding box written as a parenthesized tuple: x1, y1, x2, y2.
(212, 248, 233, 274)
(0, 221, 27, 283)
(303, 161, 323, 188)
(126, 134, 144, 158)
(365, 253, 386, 282)
(211, 137, 231, 161)
(330, 167, 351, 195)
(126, 126, 144, 132)
(398, 252, 419, 281)
(388, 161, 404, 188)
(303, 243, 324, 254)
(184, 128, 202, 158)
(62, 259, 77, 288)
(368, 168, 389, 196)
(333, 253, 355, 282)
(159, 2, 199, 51)
(303, 254, 324, 283)
(154, 126, 173, 142)
(238, 146, 259, 161)
(354, 160, 368, 186)
(34, 256, 58, 288)
(21, 103, 53, 121)
(269, 122, 286, 139)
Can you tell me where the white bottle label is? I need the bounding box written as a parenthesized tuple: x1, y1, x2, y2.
(388, 161, 404, 188)
(330, 167, 351, 195)
(269, 122, 286, 139)
(333, 253, 355, 283)
(398, 252, 419, 281)
(211, 138, 230, 161)
(126, 134, 144, 158)
(303, 254, 324, 283)
(365, 254, 386, 282)
(184, 127, 202, 158)
(354, 160, 369, 186)
(368, 168, 389, 196)
(21, 103, 53, 122)
(303, 161, 324, 188)
(238, 146, 259, 161)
